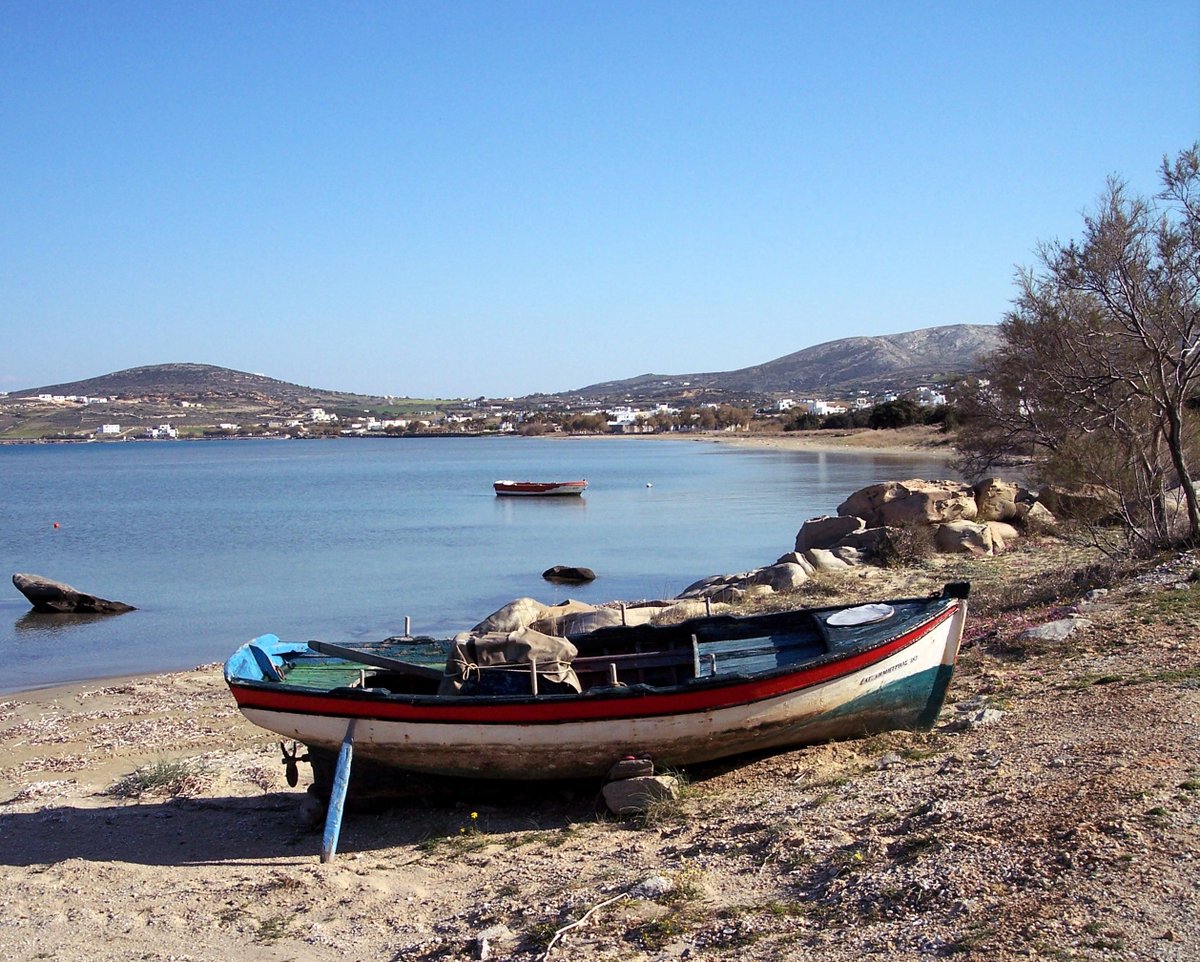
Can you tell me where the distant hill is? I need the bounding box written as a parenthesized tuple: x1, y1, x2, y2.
(9, 324, 1002, 411)
(0, 364, 441, 441)
(574, 324, 1002, 398)
(10, 363, 375, 406)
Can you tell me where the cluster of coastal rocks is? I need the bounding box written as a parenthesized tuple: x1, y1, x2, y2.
(813, 476, 1054, 555)
(465, 593, 720, 637)
(677, 477, 1057, 604)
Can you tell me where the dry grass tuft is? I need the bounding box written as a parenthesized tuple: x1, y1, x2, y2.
(107, 757, 211, 799)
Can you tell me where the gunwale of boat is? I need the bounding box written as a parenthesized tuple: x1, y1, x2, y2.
(225, 585, 968, 788)
(227, 591, 963, 722)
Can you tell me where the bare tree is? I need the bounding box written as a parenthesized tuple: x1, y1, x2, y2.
(957, 144, 1200, 547)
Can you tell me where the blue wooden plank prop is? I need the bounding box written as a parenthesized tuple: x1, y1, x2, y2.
(320, 719, 357, 863)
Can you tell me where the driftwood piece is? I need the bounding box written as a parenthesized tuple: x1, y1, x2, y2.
(11, 572, 136, 614)
(539, 892, 630, 960)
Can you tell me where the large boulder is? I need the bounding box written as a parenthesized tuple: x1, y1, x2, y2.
(933, 521, 994, 556)
(679, 560, 812, 601)
(832, 545, 865, 565)
(795, 515, 866, 552)
(706, 585, 746, 604)
(838, 479, 978, 527)
(747, 562, 810, 592)
(677, 572, 752, 600)
(985, 521, 1020, 553)
(1022, 501, 1058, 528)
(471, 597, 549, 634)
(711, 584, 776, 604)
(802, 548, 852, 572)
(833, 526, 889, 557)
(12, 573, 136, 614)
(654, 599, 721, 622)
(973, 478, 1022, 522)
(773, 552, 817, 576)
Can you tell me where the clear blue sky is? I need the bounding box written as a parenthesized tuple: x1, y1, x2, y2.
(2, 2, 1197, 398)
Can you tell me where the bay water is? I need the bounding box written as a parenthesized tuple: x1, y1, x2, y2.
(0, 437, 954, 693)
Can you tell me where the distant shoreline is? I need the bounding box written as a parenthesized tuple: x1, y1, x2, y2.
(0, 425, 958, 459)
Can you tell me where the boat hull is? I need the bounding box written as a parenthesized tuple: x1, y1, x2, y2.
(493, 480, 587, 496)
(228, 596, 966, 783)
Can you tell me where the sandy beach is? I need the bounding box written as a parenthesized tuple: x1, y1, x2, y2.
(3, 531, 1199, 960)
(564, 424, 960, 458)
(695, 424, 959, 457)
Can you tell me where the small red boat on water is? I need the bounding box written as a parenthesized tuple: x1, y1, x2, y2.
(493, 479, 588, 497)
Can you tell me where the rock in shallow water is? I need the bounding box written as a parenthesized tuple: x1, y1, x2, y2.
(541, 565, 597, 584)
(11, 572, 136, 614)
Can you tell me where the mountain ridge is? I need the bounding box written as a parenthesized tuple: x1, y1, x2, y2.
(9, 324, 1001, 404)
(572, 324, 1000, 397)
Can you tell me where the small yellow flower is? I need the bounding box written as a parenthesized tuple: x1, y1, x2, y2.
(470, 811, 479, 820)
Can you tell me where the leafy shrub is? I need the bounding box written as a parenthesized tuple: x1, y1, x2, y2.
(875, 521, 936, 568)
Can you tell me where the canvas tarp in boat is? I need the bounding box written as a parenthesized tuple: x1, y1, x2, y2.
(438, 626, 581, 695)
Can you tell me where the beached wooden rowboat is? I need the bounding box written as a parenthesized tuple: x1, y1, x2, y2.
(493, 479, 588, 496)
(224, 583, 969, 790)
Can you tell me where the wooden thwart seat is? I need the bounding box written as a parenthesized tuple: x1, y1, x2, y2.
(572, 635, 702, 687)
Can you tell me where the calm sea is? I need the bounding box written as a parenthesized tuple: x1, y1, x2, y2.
(0, 437, 955, 693)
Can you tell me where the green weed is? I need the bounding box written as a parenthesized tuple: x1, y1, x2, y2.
(631, 770, 691, 829)
(628, 912, 687, 950)
(256, 914, 294, 943)
(942, 924, 998, 954)
(660, 864, 705, 903)
(1061, 673, 1126, 690)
